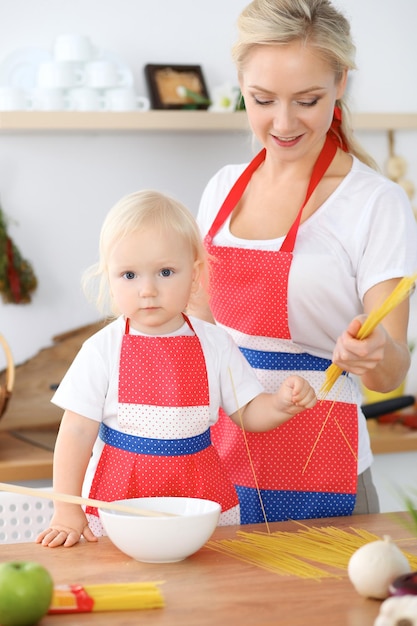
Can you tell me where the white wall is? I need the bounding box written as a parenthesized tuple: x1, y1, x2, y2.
(1, 0, 417, 396)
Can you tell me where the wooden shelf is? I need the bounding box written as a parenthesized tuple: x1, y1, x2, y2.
(0, 110, 416, 132)
(0, 110, 250, 132)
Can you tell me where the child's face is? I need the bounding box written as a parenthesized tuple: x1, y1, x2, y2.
(107, 226, 200, 334)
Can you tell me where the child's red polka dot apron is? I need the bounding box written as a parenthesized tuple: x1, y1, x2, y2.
(86, 317, 239, 522)
(206, 131, 358, 524)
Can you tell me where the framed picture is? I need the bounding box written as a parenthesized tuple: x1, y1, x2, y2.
(144, 64, 210, 110)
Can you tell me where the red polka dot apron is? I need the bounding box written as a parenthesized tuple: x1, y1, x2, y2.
(86, 316, 239, 521)
(206, 131, 358, 524)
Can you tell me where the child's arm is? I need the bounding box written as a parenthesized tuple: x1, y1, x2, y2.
(229, 375, 317, 432)
(36, 410, 100, 548)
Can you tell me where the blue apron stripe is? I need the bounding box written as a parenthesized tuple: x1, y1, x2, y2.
(99, 423, 211, 456)
(235, 485, 356, 524)
(239, 347, 332, 371)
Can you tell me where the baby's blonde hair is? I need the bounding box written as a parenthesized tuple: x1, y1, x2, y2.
(83, 190, 207, 317)
(234, 0, 377, 169)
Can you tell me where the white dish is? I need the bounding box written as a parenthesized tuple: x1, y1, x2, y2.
(99, 496, 221, 563)
(0, 47, 52, 90)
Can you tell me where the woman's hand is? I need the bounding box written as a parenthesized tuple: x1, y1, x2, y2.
(36, 507, 98, 548)
(332, 278, 411, 392)
(332, 315, 387, 377)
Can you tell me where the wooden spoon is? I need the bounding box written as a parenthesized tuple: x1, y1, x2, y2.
(0, 482, 177, 518)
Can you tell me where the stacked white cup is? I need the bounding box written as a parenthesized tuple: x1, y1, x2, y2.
(32, 34, 150, 112)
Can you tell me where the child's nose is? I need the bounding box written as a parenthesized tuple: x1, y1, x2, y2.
(138, 276, 157, 296)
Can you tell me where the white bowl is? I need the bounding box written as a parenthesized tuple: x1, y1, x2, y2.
(99, 496, 221, 563)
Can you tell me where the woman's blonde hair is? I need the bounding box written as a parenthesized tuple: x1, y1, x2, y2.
(233, 0, 377, 169)
(83, 190, 207, 317)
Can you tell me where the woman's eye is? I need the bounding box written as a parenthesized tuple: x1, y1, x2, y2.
(160, 268, 173, 277)
(123, 271, 136, 280)
(297, 99, 319, 107)
(254, 97, 273, 106)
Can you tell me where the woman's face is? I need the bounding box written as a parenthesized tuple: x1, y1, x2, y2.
(240, 41, 347, 162)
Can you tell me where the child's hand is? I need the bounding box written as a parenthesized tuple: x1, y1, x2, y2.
(279, 375, 317, 415)
(231, 375, 317, 432)
(36, 508, 98, 548)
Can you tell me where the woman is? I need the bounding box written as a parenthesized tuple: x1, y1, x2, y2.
(191, 0, 417, 523)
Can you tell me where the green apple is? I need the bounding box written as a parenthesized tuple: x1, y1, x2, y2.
(0, 561, 53, 626)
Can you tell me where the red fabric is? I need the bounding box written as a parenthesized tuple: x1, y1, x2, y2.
(119, 333, 209, 406)
(86, 444, 239, 516)
(212, 402, 357, 494)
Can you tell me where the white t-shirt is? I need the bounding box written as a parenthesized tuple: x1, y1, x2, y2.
(52, 315, 264, 429)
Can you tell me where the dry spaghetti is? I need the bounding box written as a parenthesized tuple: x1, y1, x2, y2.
(206, 524, 417, 580)
(319, 273, 417, 399)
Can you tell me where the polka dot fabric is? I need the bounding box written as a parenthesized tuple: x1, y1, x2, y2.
(118, 404, 210, 438)
(206, 241, 292, 340)
(212, 403, 357, 492)
(236, 487, 356, 525)
(119, 334, 209, 406)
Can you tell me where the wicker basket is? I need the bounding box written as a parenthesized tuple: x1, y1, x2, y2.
(0, 334, 14, 419)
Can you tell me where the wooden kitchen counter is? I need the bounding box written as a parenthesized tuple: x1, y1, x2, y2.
(367, 418, 417, 454)
(2, 513, 416, 626)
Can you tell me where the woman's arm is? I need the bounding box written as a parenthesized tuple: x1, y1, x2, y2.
(332, 277, 411, 392)
(36, 410, 100, 547)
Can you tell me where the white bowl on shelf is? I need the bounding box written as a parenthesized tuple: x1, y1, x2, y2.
(99, 496, 221, 563)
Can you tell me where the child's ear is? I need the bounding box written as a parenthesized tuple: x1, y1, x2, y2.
(191, 259, 203, 293)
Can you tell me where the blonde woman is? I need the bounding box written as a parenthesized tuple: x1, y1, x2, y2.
(191, 0, 417, 523)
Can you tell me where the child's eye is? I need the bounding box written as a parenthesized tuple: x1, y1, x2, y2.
(160, 268, 173, 277)
(123, 271, 136, 280)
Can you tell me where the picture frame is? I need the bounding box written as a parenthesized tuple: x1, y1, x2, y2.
(144, 64, 210, 110)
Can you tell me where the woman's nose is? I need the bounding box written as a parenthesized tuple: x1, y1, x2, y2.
(272, 104, 295, 134)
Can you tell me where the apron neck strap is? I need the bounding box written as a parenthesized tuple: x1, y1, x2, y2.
(280, 133, 337, 252)
(207, 148, 266, 241)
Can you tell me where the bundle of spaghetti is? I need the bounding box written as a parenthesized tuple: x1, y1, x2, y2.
(319, 272, 417, 399)
(206, 525, 417, 579)
(207, 533, 333, 579)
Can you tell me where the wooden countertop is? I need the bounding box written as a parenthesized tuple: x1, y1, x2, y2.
(2, 513, 416, 626)
(368, 418, 417, 454)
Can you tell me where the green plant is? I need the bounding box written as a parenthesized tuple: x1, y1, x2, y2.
(403, 494, 417, 536)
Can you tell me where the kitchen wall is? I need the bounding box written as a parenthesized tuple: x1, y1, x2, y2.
(1, 0, 417, 397)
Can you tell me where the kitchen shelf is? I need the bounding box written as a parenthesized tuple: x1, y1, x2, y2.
(0, 110, 416, 132)
(0, 110, 249, 132)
